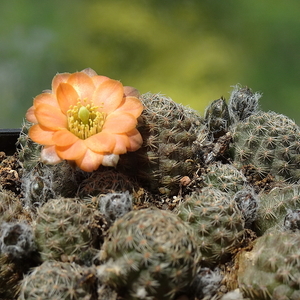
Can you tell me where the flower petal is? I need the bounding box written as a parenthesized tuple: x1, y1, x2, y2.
(35, 103, 68, 130)
(84, 131, 116, 153)
(123, 86, 140, 98)
(114, 96, 144, 118)
(29, 124, 55, 145)
(91, 75, 110, 87)
(52, 129, 79, 147)
(75, 149, 103, 172)
(103, 112, 137, 133)
(33, 93, 60, 109)
(93, 79, 124, 113)
(41, 145, 63, 165)
(56, 139, 87, 160)
(52, 73, 71, 93)
(126, 128, 143, 151)
(26, 106, 37, 123)
(56, 83, 80, 114)
(67, 71, 95, 100)
(112, 134, 130, 154)
(81, 68, 97, 77)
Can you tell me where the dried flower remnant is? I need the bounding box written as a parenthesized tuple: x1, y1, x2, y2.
(26, 68, 143, 172)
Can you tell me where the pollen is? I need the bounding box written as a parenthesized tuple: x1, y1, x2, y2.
(67, 100, 106, 139)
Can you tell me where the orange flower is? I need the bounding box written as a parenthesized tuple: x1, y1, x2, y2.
(26, 68, 143, 172)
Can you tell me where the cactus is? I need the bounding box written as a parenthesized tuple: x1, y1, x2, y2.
(77, 168, 139, 198)
(231, 111, 300, 183)
(118, 93, 203, 196)
(17, 120, 43, 171)
(201, 162, 247, 195)
(177, 187, 245, 267)
(18, 261, 96, 300)
(21, 161, 79, 210)
(34, 197, 95, 262)
(0, 188, 31, 223)
(97, 207, 199, 300)
(254, 184, 300, 235)
(238, 230, 300, 299)
(98, 191, 133, 226)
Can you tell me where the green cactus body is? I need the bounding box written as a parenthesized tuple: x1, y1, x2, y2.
(238, 230, 300, 300)
(201, 162, 247, 195)
(177, 187, 245, 267)
(18, 261, 95, 300)
(231, 111, 300, 183)
(34, 198, 94, 262)
(17, 120, 43, 171)
(118, 93, 203, 196)
(254, 184, 300, 235)
(97, 208, 199, 300)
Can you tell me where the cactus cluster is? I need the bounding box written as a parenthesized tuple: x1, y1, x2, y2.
(177, 187, 245, 267)
(238, 230, 300, 299)
(97, 207, 199, 300)
(3, 83, 300, 299)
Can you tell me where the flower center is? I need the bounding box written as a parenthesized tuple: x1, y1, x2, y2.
(67, 100, 106, 139)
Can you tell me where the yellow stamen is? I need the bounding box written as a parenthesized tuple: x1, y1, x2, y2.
(67, 100, 106, 139)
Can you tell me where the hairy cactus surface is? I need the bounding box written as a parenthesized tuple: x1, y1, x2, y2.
(98, 191, 133, 226)
(17, 120, 42, 171)
(228, 85, 261, 123)
(18, 261, 96, 300)
(201, 162, 247, 195)
(238, 230, 300, 299)
(233, 188, 259, 229)
(97, 207, 199, 300)
(0, 222, 36, 259)
(34, 198, 94, 262)
(177, 187, 245, 267)
(231, 111, 300, 183)
(21, 161, 78, 210)
(283, 208, 300, 231)
(204, 97, 231, 139)
(118, 93, 203, 196)
(254, 184, 300, 235)
(0, 188, 31, 223)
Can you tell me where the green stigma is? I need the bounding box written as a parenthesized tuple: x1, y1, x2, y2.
(78, 106, 90, 125)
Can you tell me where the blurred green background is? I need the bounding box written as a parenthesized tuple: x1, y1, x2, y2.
(1, 0, 300, 128)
